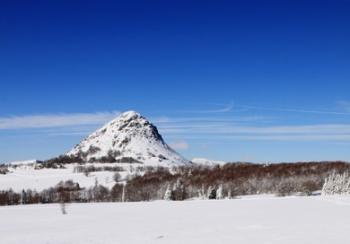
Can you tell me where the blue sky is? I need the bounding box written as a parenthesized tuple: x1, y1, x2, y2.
(1, 1, 350, 163)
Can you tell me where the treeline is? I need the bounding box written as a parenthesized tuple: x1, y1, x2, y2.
(74, 165, 125, 176)
(37, 152, 142, 169)
(37, 155, 84, 169)
(124, 161, 350, 201)
(1, 161, 350, 206)
(0, 180, 125, 206)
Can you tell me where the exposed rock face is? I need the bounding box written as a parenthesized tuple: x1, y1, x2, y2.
(67, 111, 190, 166)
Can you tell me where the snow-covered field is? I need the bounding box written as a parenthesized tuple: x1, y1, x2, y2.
(1, 196, 350, 244)
(0, 164, 120, 191)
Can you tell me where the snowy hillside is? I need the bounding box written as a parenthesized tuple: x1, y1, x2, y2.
(0, 163, 119, 191)
(1, 196, 350, 244)
(68, 111, 189, 166)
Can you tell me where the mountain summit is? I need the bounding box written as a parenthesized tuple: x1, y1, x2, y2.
(67, 111, 189, 166)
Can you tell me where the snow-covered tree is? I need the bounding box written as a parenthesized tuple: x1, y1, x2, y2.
(171, 179, 187, 201)
(227, 190, 233, 199)
(198, 185, 206, 199)
(164, 184, 172, 200)
(216, 184, 224, 200)
(322, 172, 350, 195)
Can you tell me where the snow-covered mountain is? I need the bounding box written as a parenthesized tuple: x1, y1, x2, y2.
(67, 111, 190, 166)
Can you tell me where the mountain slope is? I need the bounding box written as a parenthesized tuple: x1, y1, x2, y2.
(67, 111, 189, 166)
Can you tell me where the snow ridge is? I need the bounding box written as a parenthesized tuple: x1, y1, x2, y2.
(191, 158, 227, 166)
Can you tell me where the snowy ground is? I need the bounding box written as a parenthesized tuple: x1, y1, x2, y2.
(1, 196, 350, 244)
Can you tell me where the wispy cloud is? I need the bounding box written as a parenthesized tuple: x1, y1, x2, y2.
(337, 101, 350, 112)
(164, 134, 350, 141)
(178, 101, 350, 116)
(152, 115, 266, 124)
(169, 140, 190, 150)
(239, 105, 350, 115)
(158, 121, 350, 141)
(2, 104, 350, 142)
(0, 111, 120, 130)
(209, 102, 234, 113)
(148, 106, 350, 142)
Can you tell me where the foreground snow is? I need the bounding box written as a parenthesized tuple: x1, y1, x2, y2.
(1, 196, 350, 244)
